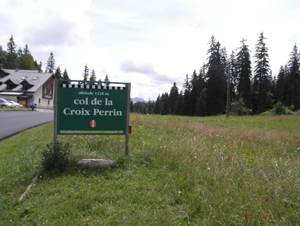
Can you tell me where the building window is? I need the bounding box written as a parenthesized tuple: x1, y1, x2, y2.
(43, 79, 53, 99)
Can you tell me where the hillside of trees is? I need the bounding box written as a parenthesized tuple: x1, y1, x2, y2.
(0, 35, 41, 70)
(0, 35, 71, 81)
(0, 35, 111, 85)
(132, 33, 300, 115)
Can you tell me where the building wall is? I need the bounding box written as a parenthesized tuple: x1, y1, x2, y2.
(33, 77, 54, 109)
(0, 70, 54, 108)
(34, 86, 53, 109)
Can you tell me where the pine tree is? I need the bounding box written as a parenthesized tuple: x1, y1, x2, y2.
(19, 44, 36, 70)
(270, 71, 277, 104)
(160, 93, 169, 115)
(154, 95, 161, 114)
(183, 74, 191, 91)
(275, 66, 286, 104)
(63, 69, 70, 80)
(236, 39, 252, 108)
(287, 44, 300, 109)
(38, 61, 43, 72)
(176, 91, 185, 115)
(34, 60, 38, 68)
(253, 32, 273, 113)
(89, 69, 96, 82)
(83, 65, 89, 82)
(193, 66, 206, 115)
(17, 48, 23, 57)
(6, 35, 18, 69)
(183, 74, 193, 115)
(206, 36, 227, 115)
(54, 67, 62, 79)
(104, 74, 110, 84)
(23, 44, 30, 55)
(7, 35, 16, 54)
(225, 53, 231, 117)
(282, 65, 290, 105)
(169, 82, 179, 114)
(228, 51, 239, 103)
(195, 88, 207, 116)
(0, 46, 7, 68)
(189, 70, 198, 115)
(46, 52, 55, 73)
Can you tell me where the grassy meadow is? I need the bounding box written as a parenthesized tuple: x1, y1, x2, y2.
(0, 114, 299, 225)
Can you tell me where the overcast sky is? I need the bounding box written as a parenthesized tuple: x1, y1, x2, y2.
(0, 0, 299, 99)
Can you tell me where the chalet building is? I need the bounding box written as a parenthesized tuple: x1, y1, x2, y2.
(0, 69, 54, 108)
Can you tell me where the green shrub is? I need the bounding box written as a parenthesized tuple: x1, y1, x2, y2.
(230, 99, 252, 115)
(260, 110, 273, 116)
(41, 142, 71, 172)
(273, 102, 286, 115)
(285, 108, 296, 115)
(261, 102, 296, 116)
(294, 110, 300, 115)
(288, 105, 296, 111)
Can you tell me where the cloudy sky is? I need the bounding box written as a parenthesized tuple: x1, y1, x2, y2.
(0, 0, 299, 99)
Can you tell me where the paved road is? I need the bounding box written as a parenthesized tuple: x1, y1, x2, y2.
(0, 111, 53, 140)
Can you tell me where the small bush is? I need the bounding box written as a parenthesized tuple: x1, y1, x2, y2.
(230, 99, 252, 115)
(273, 102, 286, 115)
(261, 102, 296, 115)
(288, 105, 296, 111)
(41, 142, 71, 172)
(294, 110, 300, 115)
(260, 110, 273, 116)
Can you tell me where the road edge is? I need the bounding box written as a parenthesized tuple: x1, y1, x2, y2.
(0, 120, 53, 142)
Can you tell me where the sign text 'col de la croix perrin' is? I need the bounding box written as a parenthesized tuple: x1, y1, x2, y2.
(55, 80, 130, 135)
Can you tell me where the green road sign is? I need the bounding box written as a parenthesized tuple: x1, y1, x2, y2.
(55, 80, 130, 135)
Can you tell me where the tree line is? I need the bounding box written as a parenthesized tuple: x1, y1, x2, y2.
(81, 64, 110, 84)
(0, 35, 70, 81)
(0, 35, 112, 84)
(132, 33, 300, 115)
(0, 35, 41, 70)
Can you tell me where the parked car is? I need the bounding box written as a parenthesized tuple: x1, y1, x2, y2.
(0, 98, 14, 107)
(8, 100, 23, 107)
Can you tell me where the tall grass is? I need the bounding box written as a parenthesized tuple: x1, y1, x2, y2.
(0, 114, 299, 225)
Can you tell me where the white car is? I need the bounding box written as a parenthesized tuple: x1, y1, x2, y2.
(0, 98, 14, 107)
(8, 100, 23, 107)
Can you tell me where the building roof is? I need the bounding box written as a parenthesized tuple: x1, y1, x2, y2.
(0, 91, 23, 96)
(0, 69, 53, 92)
